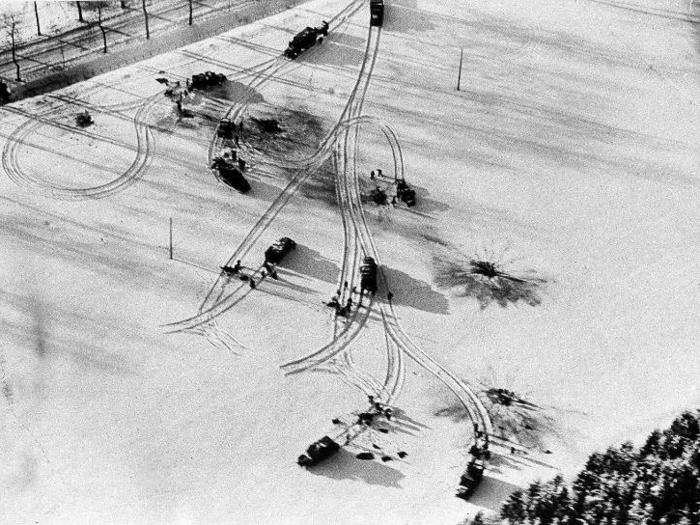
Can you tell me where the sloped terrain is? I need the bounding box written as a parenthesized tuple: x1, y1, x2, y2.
(0, 0, 697, 523)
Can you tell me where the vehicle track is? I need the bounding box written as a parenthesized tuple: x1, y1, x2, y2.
(167, 19, 379, 333)
(1, 95, 158, 199)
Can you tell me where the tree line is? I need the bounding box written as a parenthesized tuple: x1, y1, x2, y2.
(494, 411, 699, 524)
(2, 1, 198, 83)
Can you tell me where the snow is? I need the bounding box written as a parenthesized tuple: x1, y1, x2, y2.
(1, 0, 698, 523)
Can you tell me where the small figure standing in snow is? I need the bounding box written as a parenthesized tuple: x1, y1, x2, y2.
(233, 260, 242, 272)
(370, 170, 375, 180)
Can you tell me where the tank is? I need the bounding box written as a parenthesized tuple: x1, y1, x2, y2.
(264, 237, 296, 264)
(211, 159, 250, 193)
(297, 436, 340, 467)
(360, 256, 378, 294)
(370, 0, 384, 27)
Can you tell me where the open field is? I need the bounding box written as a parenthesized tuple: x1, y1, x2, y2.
(1, 0, 698, 523)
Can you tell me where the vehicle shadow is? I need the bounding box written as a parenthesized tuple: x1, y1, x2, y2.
(279, 243, 340, 284)
(467, 474, 522, 512)
(307, 448, 405, 488)
(380, 265, 449, 315)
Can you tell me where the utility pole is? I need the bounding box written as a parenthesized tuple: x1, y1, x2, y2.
(76, 1, 84, 23)
(188, 0, 193, 26)
(456, 47, 463, 91)
(34, 2, 41, 36)
(168, 218, 173, 259)
(142, 0, 150, 39)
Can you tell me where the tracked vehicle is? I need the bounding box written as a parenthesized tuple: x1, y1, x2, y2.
(370, 0, 384, 27)
(360, 256, 378, 295)
(284, 21, 329, 59)
(210, 155, 250, 193)
(297, 435, 340, 467)
(264, 237, 296, 264)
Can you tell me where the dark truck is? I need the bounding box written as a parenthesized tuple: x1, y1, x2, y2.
(264, 237, 296, 264)
(297, 435, 340, 467)
(456, 457, 485, 500)
(370, 0, 384, 27)
(283, 21, 329, 60)
(360, 256, 378, 295)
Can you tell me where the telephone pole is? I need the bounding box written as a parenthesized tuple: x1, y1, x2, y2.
(168, 218, 173, 259)
(456, 48, 464, 91)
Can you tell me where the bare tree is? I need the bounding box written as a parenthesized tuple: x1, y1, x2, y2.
(142, 0, 150, 39)
(2, 12, 24, 82)
(97, 5, 108, 53)
(33, 1, 42, 36)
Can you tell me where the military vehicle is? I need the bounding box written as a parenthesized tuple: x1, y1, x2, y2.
(297, 435, 340, 467)
(359, 256, 378, 295)
(264, 237, 296, 264)
(456, 457, 485, 500)
(210, 155, 250, 193)
(284, 21, 329, 60)
(190, 71, 227, 90)
(396, 179, 416, 207)
(370, 0, 384, 27)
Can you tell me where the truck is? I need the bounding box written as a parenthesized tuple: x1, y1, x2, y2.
(359, 256, 378, 295)
(297, 435, 340, 467)
(283, 21, 329, 60)
(456, 457, 485, 500)
(370, 0, 384, 27)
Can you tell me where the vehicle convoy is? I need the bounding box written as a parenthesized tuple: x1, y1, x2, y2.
(455, 457, 485, 500)
(360, 256, 378, 295)
(283, 21, 329, 59)
(370, 0, 384, 26)
(297, 435, 340, 467)
(264, 237, 296, 264)
(210, 151, 250, 193)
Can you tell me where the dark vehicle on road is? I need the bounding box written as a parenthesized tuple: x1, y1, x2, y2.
(360, 256, 378, 294)
(297, 435, 340, 467)
(211, 157, 250, 193)
(370, 186, 387, 206)
(456, 457, 485, 500)
(396, 179, 416, 207)
(370, 0, 384, 27)
(217, 118, 236, 139)
(284, 21, 329, 59)
(264, 237, 296, 264)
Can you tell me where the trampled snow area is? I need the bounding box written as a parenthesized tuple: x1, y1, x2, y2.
(1, 0, 698, 523)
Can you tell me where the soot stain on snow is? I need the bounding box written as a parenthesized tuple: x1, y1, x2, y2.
(242, 103, 325, 161)
(436, 386, 559, 451)
(432, 250, 547, 309)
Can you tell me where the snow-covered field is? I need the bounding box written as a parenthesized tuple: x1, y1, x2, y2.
(1, 0, 698, 523)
